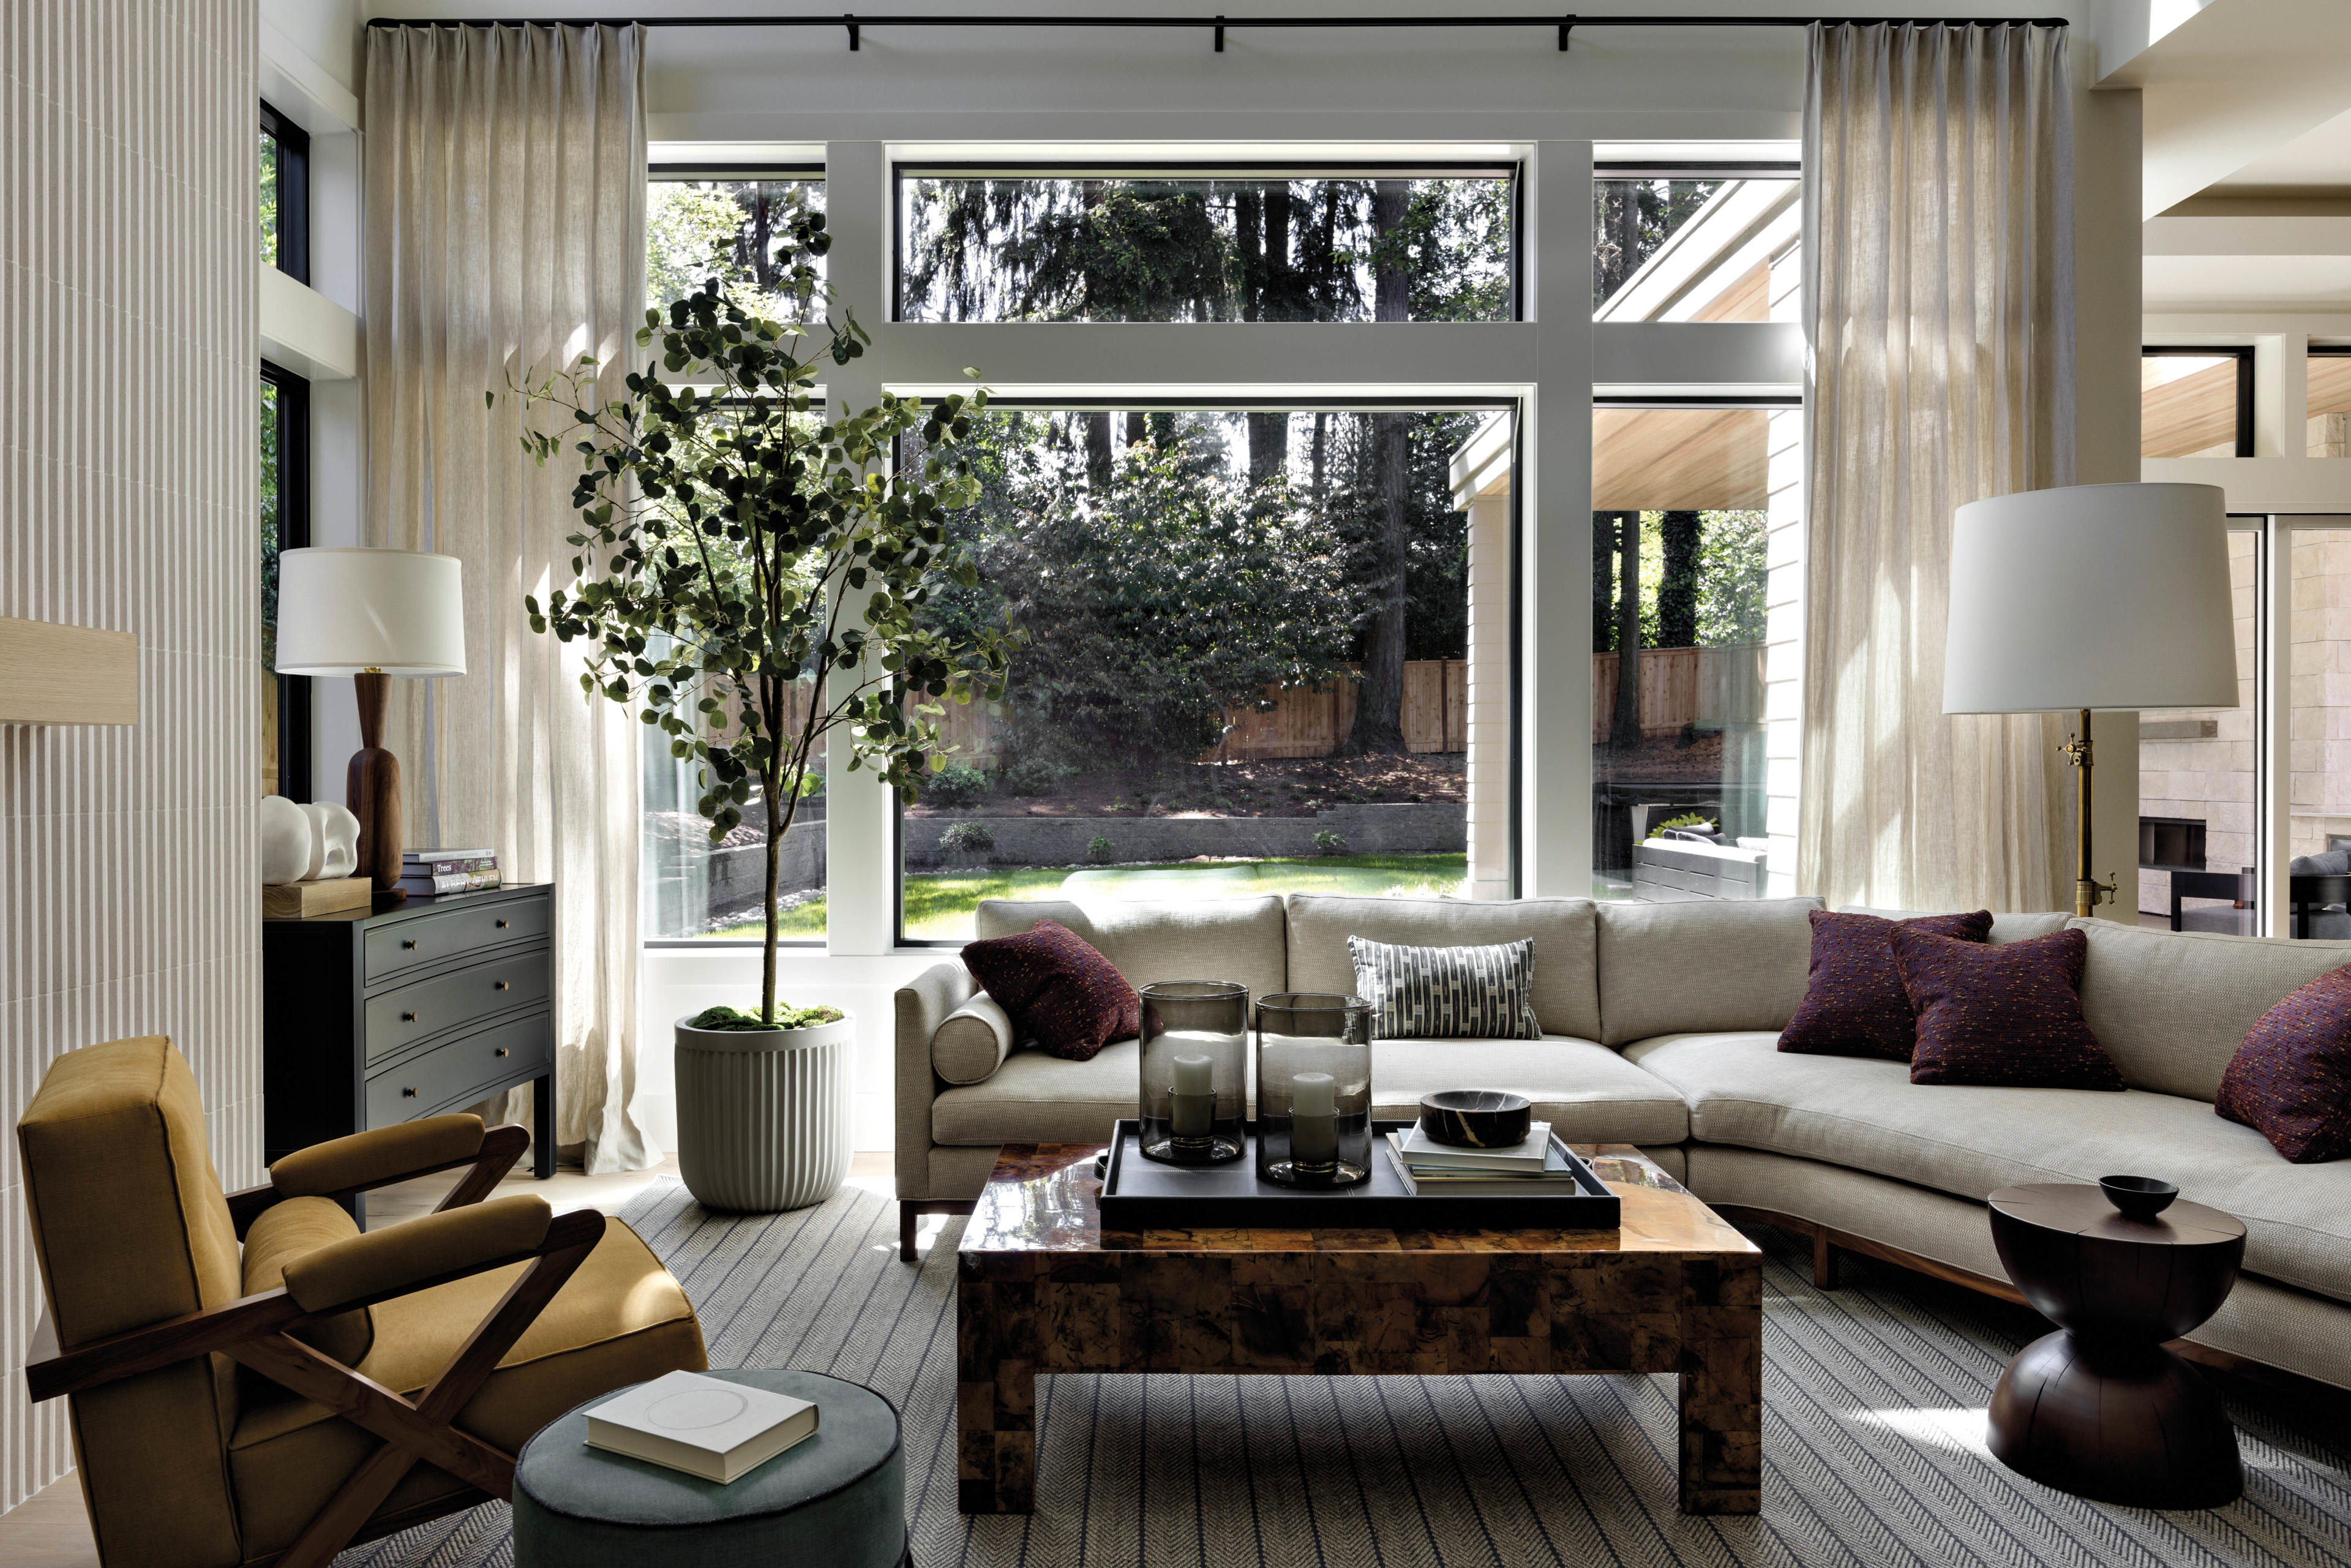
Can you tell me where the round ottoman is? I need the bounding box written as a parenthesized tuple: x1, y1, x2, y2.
(675, 1013, 855, 1211)
(513, 1369, 906, 1567)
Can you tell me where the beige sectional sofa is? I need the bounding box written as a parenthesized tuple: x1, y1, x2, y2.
(893, 893, 2351, 1390)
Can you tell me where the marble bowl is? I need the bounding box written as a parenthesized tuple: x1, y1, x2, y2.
(2099, 1174, 2180, 1223)
(1417, 1090, 1533, 1149)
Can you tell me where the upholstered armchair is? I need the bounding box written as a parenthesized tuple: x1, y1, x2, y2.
(18, 1035, 706, 1568)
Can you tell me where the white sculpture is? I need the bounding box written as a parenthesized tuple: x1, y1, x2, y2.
(261, 796, 364, 886)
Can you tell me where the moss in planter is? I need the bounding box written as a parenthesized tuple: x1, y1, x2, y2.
(684, 1003, 846, 1032)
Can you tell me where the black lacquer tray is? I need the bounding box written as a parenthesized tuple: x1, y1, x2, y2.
(1097, 1119, 1622, 1230)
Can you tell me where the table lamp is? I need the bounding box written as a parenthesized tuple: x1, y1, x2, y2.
(273, 548, 467, 893)
(1943, 482, 2238, 918)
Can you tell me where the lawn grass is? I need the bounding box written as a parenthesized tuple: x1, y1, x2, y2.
(705, 852, 1469, 942)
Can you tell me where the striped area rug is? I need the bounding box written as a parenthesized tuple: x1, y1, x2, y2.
(339, 1179, 2351, 1568)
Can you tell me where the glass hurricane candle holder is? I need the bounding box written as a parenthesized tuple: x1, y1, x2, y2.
(1138, 980, 1248, 1165)
(1254, 992, 1374, 1188)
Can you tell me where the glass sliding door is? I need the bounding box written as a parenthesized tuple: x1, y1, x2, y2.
(2137, 525, 2259, 932)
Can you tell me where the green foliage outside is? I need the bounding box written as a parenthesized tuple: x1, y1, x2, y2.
(1314, 830, 1348, 855)
(259, 131, 279, 268)
(924, 762, 989, 808)
(1596, 509, 1768, 654)
(260, 380, 280, 670)
(939, 820, 996, 855)
(647, 178, 825, 321)
(1086, 834, 1116, 865)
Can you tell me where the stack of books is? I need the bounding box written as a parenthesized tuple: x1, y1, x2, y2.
(399, 848, 500, 899)
(1383, 1121, 1576, 1196)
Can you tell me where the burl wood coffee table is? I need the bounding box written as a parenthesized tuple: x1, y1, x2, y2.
(957, 1141, 1761, 1516)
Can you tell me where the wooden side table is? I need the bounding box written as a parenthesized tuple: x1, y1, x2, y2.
(1987, 1183, 2246, 1509)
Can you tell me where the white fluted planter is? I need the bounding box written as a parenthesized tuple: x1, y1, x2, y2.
(675, 1014, 855, 1212)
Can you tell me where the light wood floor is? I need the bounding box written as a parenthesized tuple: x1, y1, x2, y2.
(0, 1152, 895, 1567)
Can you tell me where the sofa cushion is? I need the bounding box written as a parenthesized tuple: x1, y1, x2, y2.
(962, 920, 1138, 1062)
(2067, 920, 2351, 1101)
(932, 992, 1017, 1086)
(1842, 906, 2071, 945)
(1895, 926, 2122, 1090)
(1347, 934, 1542, 1040)
(240, 1196, 373, 1367)
(976, 897, 1286, 1009)
(1595, 896, 1823, 1046)
(932, 1035, 1692, 1148)
(1625, 1030, 2351, 1303)
(1780, 909, 1992, 1062)
(1286, 895, 1600, 1040)
(2216, 964, 2351, 1163)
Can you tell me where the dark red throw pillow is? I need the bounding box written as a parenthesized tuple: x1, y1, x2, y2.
(1892, 926, 2123, 1090)
(961, 920, 1139, 1062)
(2215, 966, 2351, 1162)
(1779, 909, 1994, 1061)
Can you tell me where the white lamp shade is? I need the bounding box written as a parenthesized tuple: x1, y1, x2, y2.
(1943, 482, 2238, 714)
(274, 548, 467, 677)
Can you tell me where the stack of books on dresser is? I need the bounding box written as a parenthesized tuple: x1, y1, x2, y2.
(400, 848, 500, 899)
(1382, 1122, 1577, 1196)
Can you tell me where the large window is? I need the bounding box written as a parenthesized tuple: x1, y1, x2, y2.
(2309, 347, 2351, 456)
(879, 403, 1494, 944)
(261, 361, 310, 800)
(895, 167, 1515, 323)
(1592, 165, 1798, 321)
(2138, 527, 2257, 934)
(260, 99, 307, 282)
(1591, 403, 1785, 901)
(2141, 347, 2251, 459)
(647, 165, 825, 318)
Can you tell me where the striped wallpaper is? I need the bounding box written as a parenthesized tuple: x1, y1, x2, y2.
(0, 0, 260, 1516)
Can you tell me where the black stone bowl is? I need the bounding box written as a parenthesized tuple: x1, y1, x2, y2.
(2100, 1174, 2180, 1223)
(1418, 1090, 1533, 1149)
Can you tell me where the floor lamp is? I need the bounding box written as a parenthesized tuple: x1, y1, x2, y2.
(1943, 483, 2240, 920)
(274, 548, 468, 893)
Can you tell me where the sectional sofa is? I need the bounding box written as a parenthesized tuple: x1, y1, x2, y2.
(893, 894, 2351, 1390)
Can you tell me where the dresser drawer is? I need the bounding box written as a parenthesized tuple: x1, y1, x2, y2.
(367, 1013, 552, 1124)
(366, 948, 549, 1064)
(366, 896, 550, 984)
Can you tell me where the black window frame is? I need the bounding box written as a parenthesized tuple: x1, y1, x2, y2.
(888, 393, 1521, 949)
(262, 358, 312, 803)
(2142, 344, 2254, 459)
(2307, 347, 2351, 452)
(260, 99, 310, 284)
(888, 160, 1526, 326)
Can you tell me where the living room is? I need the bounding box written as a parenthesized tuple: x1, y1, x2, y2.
(7, 1, 2351, 1564)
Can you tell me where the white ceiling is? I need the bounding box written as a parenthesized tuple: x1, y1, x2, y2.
(2209, 103, 2351, 195)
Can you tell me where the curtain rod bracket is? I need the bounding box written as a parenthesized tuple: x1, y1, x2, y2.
(1559, 14, 1575, 50)
(1215, 16, 1226, 51)
(846, 13, 860, 50)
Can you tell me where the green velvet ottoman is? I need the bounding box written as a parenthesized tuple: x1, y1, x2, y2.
(512, 1368, 906, 1567)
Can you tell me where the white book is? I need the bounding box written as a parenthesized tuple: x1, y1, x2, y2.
(585, 1370, 819, 1484)
(1398, 1121, 1556, 1172)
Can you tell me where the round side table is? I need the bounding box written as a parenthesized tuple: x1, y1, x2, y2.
(513, 1368, 907, 1567)
(1986, 1183, 2247, 1509)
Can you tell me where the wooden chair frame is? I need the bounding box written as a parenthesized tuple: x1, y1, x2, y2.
(27, 1123, 596, 1568)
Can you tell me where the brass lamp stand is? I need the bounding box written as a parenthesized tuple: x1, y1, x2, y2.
(2063, 707, 2118, 919)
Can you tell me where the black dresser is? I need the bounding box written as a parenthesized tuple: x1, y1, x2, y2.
(263, 883, 555, 1221)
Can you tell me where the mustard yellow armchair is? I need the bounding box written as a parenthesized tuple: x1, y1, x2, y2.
(20, 1035, 707, 1568)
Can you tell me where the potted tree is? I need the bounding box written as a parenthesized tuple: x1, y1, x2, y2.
(509, 189, 1011, 1209)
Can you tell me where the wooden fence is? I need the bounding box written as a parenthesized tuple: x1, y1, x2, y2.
(1591, 644, 1766, 741)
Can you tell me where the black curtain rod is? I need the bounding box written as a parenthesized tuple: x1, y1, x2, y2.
(367, 13, 2069, 53)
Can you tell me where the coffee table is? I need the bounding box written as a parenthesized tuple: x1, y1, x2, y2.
(1987, 1183, 2248, 1509)
(957, 1141, 1761, 1515)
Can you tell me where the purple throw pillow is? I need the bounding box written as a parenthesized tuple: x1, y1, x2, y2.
(1893, 926, 2123, 1090)
(961, 920, 1139, 1063)
(1779, 909, 1994, 1061)
(2215, 966, 2351, 1162)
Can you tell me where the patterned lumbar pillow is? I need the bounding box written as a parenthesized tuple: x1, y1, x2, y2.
(2214, 966, 2351, 1162)
(1892, 926, 2123, 1090)
(1346, 934, 1542, 1040)
(1779, 908, 1993, 1061)
(961, 920, 1139, 1062)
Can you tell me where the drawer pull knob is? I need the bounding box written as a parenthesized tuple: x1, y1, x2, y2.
(401, 939, 418, 950)
(401, 1011, 418, 1022)
(495, 1048, 511, 1058)
(496, 919, 509, 929)
(495, 981, 509, 991)
(400, 1087, 417, 1098)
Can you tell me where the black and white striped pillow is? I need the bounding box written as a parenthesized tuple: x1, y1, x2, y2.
(1346, 935, 1542, 1040)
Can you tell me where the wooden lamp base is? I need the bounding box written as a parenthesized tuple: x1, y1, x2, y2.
(350, 671, 405, 895)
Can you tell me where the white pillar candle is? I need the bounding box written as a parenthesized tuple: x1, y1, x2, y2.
(1171, 1053, 1214, 1096)
(1170, 1052, 1214, 1139)
(1289, 1070, 1337, 1165)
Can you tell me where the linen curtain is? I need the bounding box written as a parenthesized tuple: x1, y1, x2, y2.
(1798, 21, 2075, 913)
(364, 23, 657, 1172)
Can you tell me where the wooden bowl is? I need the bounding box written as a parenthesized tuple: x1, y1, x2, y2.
(1417, 1090, 1533, 1149)
(2099, 1174, 2180, 1223)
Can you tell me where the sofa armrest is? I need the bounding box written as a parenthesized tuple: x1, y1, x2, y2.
(895, 960, 978, 1201)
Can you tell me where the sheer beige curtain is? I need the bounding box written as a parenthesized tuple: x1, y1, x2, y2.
(1798, 21, 2075, 913)
(364, 23, 657, 1172)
